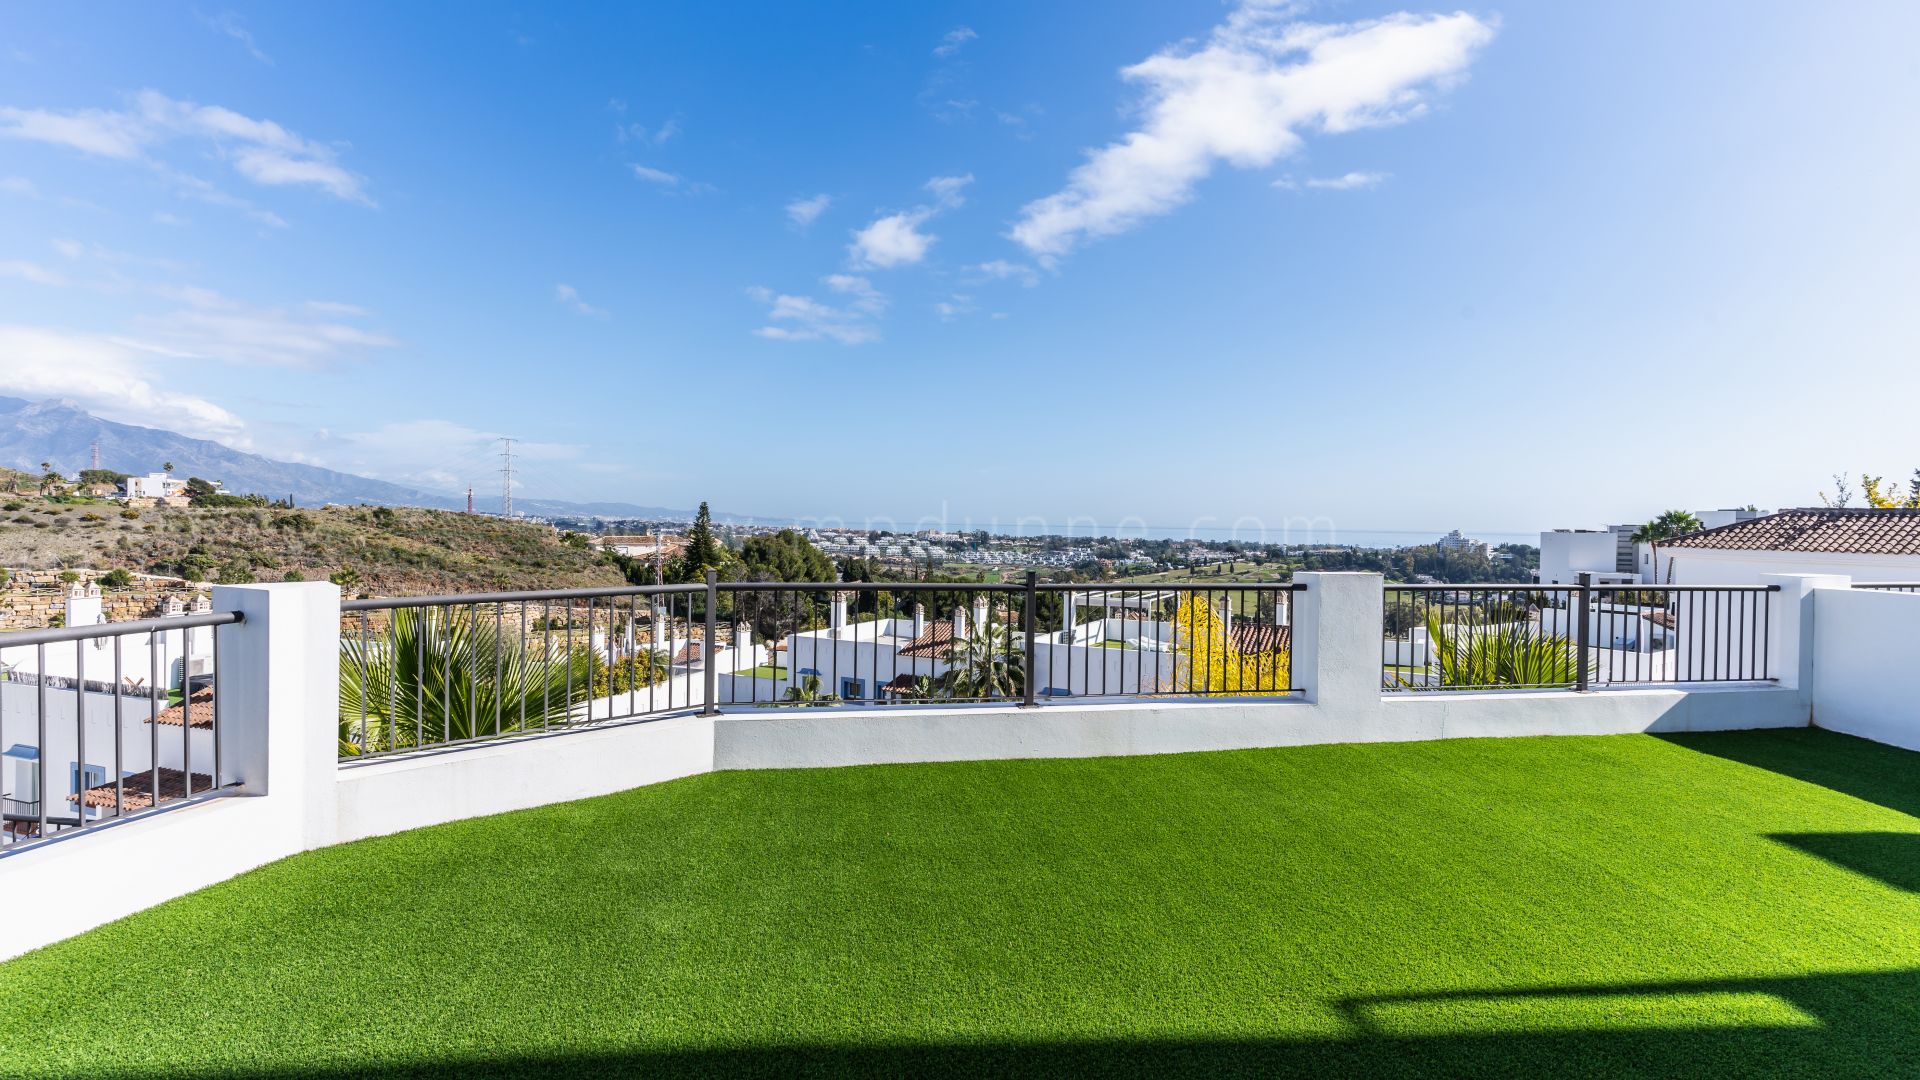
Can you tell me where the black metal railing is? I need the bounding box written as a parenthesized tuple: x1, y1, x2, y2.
(1856, 583, 1920, 593)
(338, 575, 1302, 761)
(0, 611, 241, 853)
(1382, 576, 1778, 691)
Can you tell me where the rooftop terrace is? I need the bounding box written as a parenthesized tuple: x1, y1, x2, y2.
(4, 728, 1918, 1078)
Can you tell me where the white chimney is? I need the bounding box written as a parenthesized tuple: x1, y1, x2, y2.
(952, 605, 968, 638)
(972, 597, 990, 633)
(1061, 593, 1077, 643)
(738, 622, 754, 654)
(65, 582, 103, 631)
(911, 604, 926, 639)
(830, 592, 848, 637)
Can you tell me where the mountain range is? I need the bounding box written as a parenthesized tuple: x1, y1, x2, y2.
(0, 397, 726, 521)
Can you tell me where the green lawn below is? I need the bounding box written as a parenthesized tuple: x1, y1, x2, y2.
(5, 729, 1920, 1078)
(739, 664, 787, 680)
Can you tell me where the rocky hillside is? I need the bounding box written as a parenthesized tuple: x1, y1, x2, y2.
(0, 498, 628, 607)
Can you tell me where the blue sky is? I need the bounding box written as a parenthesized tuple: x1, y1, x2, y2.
(2, 1, 1917, 535)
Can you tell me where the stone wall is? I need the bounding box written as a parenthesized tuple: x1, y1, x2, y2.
(0, 568, 210, 631)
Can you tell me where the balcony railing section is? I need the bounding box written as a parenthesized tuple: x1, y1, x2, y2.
(0, 611, 240, 853)
(338, 576, 1302, 761)
(1382, 577, 1778, 691)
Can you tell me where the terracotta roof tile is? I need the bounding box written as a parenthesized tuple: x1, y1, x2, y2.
(1663, 508, 1920, 555)
(151, 687, 216, 729)
(1229, 623, 1292, 655)
(71, 767, 216, 811)
(899, 620, 958, 658)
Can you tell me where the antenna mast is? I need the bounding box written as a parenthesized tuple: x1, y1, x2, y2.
(90, 440, 100, 471)
(499, 437, 515, 517)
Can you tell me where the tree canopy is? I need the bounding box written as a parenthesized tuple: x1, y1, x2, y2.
(1631, 510, 1703, 544)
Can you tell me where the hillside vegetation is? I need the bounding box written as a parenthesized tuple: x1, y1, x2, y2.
(0, 498, 626, 597)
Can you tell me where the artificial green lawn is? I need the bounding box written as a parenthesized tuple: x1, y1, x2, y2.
(5, 729, 1920, 1078)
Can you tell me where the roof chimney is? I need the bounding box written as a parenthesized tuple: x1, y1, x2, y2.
(952, 604, 968, 638)
(912, 603, 926, 639)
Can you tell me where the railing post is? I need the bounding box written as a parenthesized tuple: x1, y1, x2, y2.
(1575, 572, 1593, 692)
(702, 569, 720, 716)
(1022, 571, 1038, 707)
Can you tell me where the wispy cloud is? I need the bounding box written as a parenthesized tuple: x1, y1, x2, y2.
(123, 285, 397, 368)
(197, 10, 272, 65)
(933, 26, 978, 58)
(0, 260, 65, 286)
(630, 164, 680, 185)
(1010, 5, 1494, 259)
(786, 193, 832, 230)
(748, 275, 887, 345)
(554, 283, 608, 318)
(848, 174, 972, 270)
(313, 419, 582, 493)
(617, 116, 681, 146)
(0, 89, 371, 206)
(970, 259, 1040, 287)
(934, 294, 975, 321)
(1276, 170, 1390, 191)
(0, 324, 246, 436)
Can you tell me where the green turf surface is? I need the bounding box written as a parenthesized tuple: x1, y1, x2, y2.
(5, 729, 1920, 1078)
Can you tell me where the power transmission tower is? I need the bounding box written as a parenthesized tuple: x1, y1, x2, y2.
(499, 437, 515, 517)
(90, 440, 100, 471)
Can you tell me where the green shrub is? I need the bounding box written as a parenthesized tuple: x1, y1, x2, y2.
(99, 568, 134, 587)
(120, 508, 140, 520)
(282, 569, 306, 582)
(58, 570, 79, 583)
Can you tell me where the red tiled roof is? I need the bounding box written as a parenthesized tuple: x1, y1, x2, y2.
(881, 674, 926, 693)
(1229, 623, 1291, 655)
(899, 620, 958, 658)
(71, 767, 215, 811)
(1663, 509, 1920, 555)
(151, 687, 215, 729)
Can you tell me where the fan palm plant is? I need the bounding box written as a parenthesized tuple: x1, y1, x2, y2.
(1417, 612, 1590, 690)
(338, 608, 588, 756)
(940, 618, 1025, 700)
(778, 673, 841, 707)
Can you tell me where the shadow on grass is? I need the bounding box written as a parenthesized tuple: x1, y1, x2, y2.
(1770, 831, 1920, 892)
(95, 969, 1920, 1080)
(1655, 728, 1920, 819)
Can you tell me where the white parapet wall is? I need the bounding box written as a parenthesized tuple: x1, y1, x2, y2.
(0, 572, 1831, 962)
(1811, 585, 1920, 751)
(0, 582, 343, 962)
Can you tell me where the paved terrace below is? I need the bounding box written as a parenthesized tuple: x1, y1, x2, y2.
(3, 728, 1918, 1078)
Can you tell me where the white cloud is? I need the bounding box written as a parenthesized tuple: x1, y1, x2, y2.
(0, 89, 371, 205)
(0, 175, 37, 196)
(128, 287, 398, 367)
(554, 283, 608, 318)
(0, 324, 245, 436)
(1276, 170, 1390, 190)
(631, 164, 680, 185)
(786, 193, 832, 229)
(198, 10, 272, 64)
(748, 277, 888, 345)
(847, 174, 973, 269)
(935, 294, 975, 321)
(1010, 5, 1494, 259)
(152, 210, 188, 226)
(849, 210, 936, 269)
(970, 259, 1040, 286)
(934, 27, 978, 58)
(0, 260, 65, 285)
(617, 117, 681, 146)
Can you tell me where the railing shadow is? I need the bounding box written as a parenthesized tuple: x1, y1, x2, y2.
(86, 968, 1920, 1080)
(1769, 831, 1920, 893)
(1654, 728, 1920, 820)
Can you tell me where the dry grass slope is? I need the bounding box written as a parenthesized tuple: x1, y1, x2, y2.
(0, 499, 626, 597)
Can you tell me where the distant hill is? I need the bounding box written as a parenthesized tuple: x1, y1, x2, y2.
(0, 502, 630, 608)
(0, 397, 744, 521)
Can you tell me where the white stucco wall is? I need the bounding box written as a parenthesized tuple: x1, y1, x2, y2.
(1811, 586, 1920, 750)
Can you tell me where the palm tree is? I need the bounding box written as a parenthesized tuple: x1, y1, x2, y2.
(1633, 510, 1704, 585)
(940, 617, 1025, 700)
(779, 673, 840, 707)
(1415, 612, 1589, 690)
(162, 461, 174, 474)
(338, 607, 586, 756)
